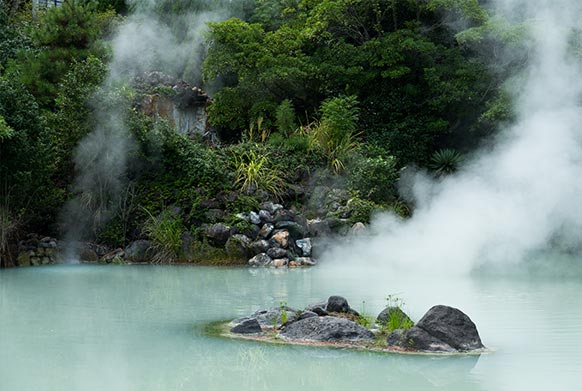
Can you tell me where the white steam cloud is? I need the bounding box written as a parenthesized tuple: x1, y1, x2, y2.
(324, 0, 582, 275)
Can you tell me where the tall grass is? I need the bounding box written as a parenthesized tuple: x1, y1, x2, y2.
(233, 150, 285, 200)
(142, 208, 183, 264)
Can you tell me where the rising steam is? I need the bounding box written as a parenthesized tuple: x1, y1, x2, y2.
(61, 0, 238, 255)
(324, 0, 582, 275)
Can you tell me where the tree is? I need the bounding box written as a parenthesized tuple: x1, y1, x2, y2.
(0, 77, 60, 231)
(7, 0, 107, 108)
(203, 0, 499, 166)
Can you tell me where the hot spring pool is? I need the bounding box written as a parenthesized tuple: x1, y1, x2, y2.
(0, 263, 581, 391)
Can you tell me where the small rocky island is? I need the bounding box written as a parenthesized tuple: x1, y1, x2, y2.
(217, 296, 486, 354)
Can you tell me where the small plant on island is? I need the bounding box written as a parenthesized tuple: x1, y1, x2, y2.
(356, 301, 375, 329)
(378, 294, 415, 334)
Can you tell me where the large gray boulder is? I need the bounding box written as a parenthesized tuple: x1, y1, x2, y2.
(254, 307, 299, 327)
(249, 240, 270, 255)
(416, 305, 484, 351)
(205, 223, 231, 247)
(295, 238, 312, 257)
(225, 234, 251, 260)
(280, 316, 375, 342)
(124, 240, 151, 263)
(386, 327, 456, 353)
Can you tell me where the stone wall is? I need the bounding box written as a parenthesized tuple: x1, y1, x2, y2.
(16, 235, 60, 267)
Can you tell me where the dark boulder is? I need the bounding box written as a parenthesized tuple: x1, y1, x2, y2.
(280, 316, 375, 342)
(233, 224, 260, 241)
(225, 234, 251, 260)
(274, 209, 296, 223)
(249, 240, 270, 255)
(326, 296, 350, 313)
(267, 247, 288, 259)
(386, 327, 456, 353)
(305, 301, 328, 316)
(231, 318, 262, 334)
(275, 221, 307, 239)
(205, 223, 231, 247)
(416, 305, 484, 351)
(124, 240, 151, 262)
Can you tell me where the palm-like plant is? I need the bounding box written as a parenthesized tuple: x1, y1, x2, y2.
(429, 148, 463, 176)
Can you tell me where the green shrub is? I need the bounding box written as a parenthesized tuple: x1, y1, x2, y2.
(143, 209, 183, 264)
(348, 155, 399, 205)
(275, 99, 296, 136)
(347, 197, 378, 224)
(308, 96, 361, 173)
(379, 295, 414, 334)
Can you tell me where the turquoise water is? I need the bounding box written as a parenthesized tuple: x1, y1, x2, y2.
(1, 263, 581, 391)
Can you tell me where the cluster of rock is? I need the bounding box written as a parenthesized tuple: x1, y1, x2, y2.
(78, 240, 152, 264)
(10, 188, 374, 267)
(229, 296, 485, 354)
(204, 202, 317, 267)
(15, 235, 59, 266)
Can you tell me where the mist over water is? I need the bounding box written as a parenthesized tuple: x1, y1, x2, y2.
(324, 0, 582, 275)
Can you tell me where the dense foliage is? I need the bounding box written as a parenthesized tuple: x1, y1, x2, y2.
(0, 0, 518, 265)
(203, 0, 505, 165)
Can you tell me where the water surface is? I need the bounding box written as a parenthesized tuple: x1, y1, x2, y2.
(0, 263, 581, 391)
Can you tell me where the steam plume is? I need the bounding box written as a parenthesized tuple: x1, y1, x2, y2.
(324, 0, 582, 275)
(61, 0, 239, 256)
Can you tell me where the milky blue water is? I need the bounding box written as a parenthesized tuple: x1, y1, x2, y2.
(1, 263, 581, 391)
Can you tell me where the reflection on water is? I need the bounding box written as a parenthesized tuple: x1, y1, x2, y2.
(0, 264, 581, 391)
